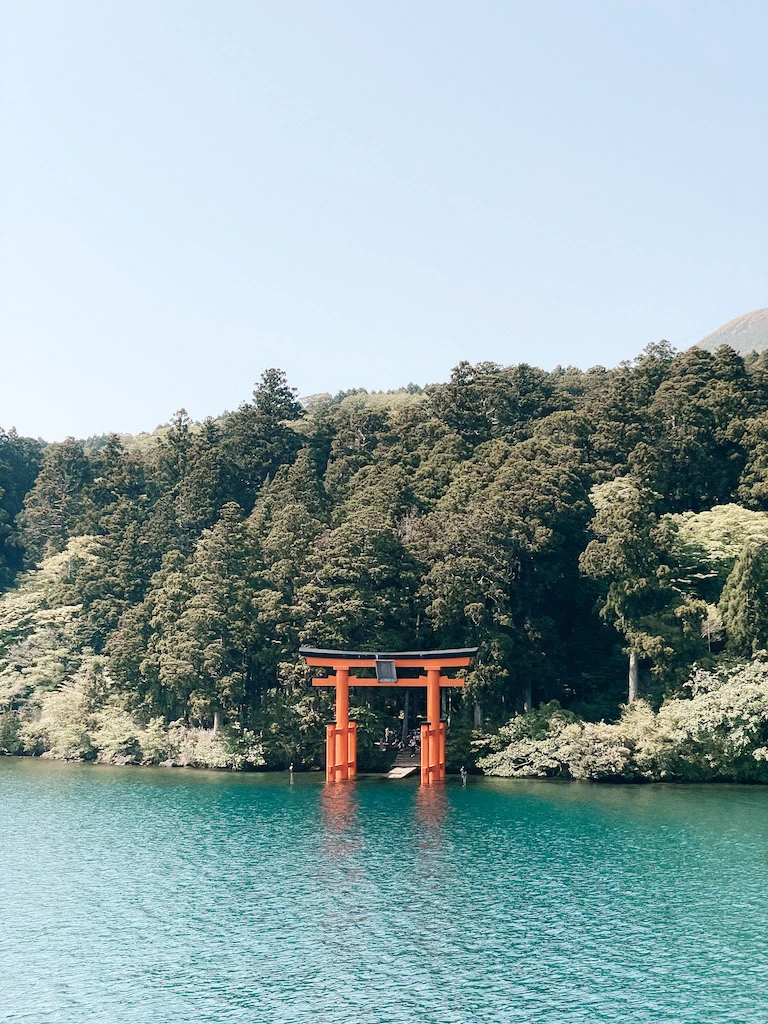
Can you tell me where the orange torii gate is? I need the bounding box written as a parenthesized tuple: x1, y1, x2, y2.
(299, 647, 476, 785)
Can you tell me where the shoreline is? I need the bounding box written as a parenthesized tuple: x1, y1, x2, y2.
(3, 751, 768, 786)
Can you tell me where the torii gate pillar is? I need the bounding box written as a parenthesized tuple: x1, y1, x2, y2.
(326, 665, 357, 782)
(422, 666, 446, 784)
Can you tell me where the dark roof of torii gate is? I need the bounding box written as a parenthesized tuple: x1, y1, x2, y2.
(299, 646, 477, 661)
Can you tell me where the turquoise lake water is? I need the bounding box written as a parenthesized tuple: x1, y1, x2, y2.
(1, 759, 767, 1024)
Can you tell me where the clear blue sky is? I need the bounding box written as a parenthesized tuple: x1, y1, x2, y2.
(3, 1, 766, 440)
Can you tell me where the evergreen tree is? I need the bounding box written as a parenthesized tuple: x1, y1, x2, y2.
(220, 369, 305, 509)
(632, 346, 755, 512)
(432, 360, 555, 443)
(580, 478, 705, 699)
(296, 508, 419, 652)
(247, 449, 328, 706)
(719, 544, 768, 656)
(418, 435, 592, 717)
(107, 549, 193, 718)
(0, 429, 43, 588)
(155, 503, 260, 726)
(16, 438, 93, 563)
(587, 342, 674, 480)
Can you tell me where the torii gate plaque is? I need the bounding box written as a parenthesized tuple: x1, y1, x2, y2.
(299, 646, 477, 785)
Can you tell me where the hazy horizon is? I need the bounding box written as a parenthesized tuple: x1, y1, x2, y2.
(0, 319, 751, 444)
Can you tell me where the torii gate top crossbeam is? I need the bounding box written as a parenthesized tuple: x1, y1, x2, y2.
(299, 646, 477, 671)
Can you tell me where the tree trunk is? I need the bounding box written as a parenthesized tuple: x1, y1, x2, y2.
(401, 690, 410, 743)
(523, 681, 532, 713)
(213, 710, 222, 734)
(628, 650, 639, 703)
(473, 702, 483, 729)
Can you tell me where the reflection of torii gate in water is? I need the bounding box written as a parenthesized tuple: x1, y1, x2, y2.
(299, 647, 477, 785)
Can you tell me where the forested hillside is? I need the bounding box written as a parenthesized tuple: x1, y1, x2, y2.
(4, 345, 768, 779)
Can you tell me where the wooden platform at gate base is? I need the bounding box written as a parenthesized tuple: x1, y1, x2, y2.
(387, 748, 420, 780)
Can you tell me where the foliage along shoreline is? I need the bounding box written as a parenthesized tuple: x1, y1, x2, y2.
(5, 658, 768, 784)
(5, 347, 768, 781)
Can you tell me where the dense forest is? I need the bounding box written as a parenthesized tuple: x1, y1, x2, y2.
(4, 344, 768, 780)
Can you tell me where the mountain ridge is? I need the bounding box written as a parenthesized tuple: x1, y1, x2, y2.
(695, 309, 768, 355)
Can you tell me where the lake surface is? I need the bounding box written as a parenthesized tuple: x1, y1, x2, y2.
(1, 760, 767, 1024)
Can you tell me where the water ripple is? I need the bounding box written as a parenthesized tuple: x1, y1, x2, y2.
(1, 761, 767, 1024)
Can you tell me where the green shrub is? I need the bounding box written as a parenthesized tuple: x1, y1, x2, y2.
(479, 663, 768, 782)
(20, 678, 95, 760)
(0, 712, 23, 754)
